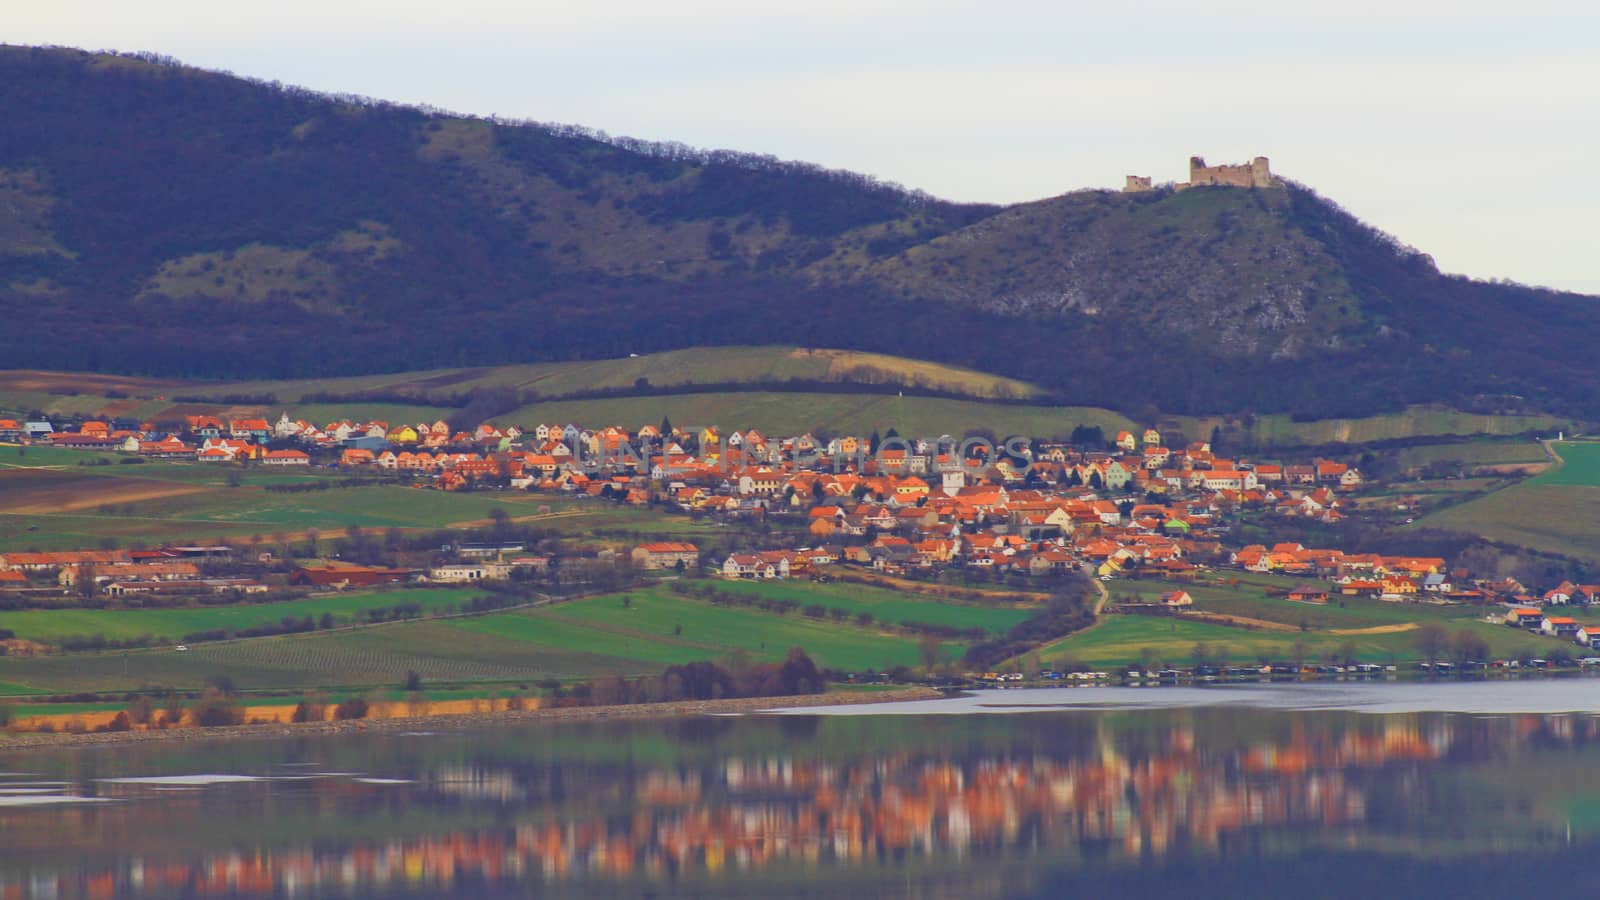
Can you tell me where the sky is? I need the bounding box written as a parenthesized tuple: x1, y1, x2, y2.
(11, 0, 1600, 293)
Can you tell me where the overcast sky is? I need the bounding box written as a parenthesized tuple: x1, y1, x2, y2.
(12, 1, 1599, 293)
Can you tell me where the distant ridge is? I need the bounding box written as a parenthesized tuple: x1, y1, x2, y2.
(2, 44, 1599, 419)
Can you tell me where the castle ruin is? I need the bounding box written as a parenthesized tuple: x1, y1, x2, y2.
(1123, 156, 1277, 192)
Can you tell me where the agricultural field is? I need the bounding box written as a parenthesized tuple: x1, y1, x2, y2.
(0, 581, 969, 695)
(462, 585, 964, 674)
(678, 578, 1034, 635)
(1423, 442, 1600, 564)
(0, 621, 614, 694)
(213, 347, 1044, 403)
(1038, 614, 1553, 670)
(1177, 407, 1571, 449)
(0, 588, 477, 644)
(505, 391, 1134, 442)
(4, 350, 1573, 450)
(1115, 574, 1487, 632)
(0, 347, 1041, 422)
(1389, 439, 1550, 473)
(0, 447, 714, 549)
(1528, 441, 1600, 486)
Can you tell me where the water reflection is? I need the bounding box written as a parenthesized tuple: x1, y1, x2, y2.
(4, 709, 1600, 897)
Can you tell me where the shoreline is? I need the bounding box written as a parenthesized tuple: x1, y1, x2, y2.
(0, 687, 946, 750)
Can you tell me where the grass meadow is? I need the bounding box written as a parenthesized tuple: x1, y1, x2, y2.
(0, 588, 477, 643)
(0, 581, 972, 695)
(1039, 615, 1554, 670)
(1423, 442, 1600, 564)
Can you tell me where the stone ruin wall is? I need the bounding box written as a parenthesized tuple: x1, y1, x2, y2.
(1123, 156, 1276, 192)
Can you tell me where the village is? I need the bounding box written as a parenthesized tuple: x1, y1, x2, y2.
(4, 410, 1597, 666)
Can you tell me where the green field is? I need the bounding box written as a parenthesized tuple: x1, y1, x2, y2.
(1177, 407, 1570, 449)
(0, 622, 607, 694)
(688, 579, 1034, 635)
(0, 588, 476, 643)
(1423, 442, 1600, 563)
(1118, 574, 1484, 631)
(465, 585, 963, 673)
(1529, 442, 1600, 485)
(3, 350, 1574, 451)
(503, 391, 1134, 442)
(1039, 615, 1553, 669)
(214, 346, 1044, 403)
(0, 447, 714, 549)
(0, 582, 963, 695)
(0, 347, 1041, 423)
(1390, 439, 1550, 472)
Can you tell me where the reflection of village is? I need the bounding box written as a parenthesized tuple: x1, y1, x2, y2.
(5, 713, 1600, 898)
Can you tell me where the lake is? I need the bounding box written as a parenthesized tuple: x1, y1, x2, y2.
(6, 681, 1600, 898)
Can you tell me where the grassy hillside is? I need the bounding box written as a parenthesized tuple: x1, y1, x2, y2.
(211, 347, 1041, 402)
(5, 46, 1600, 418)
(1423, 442, 1600, 564)
(1, 348, 1578, 446)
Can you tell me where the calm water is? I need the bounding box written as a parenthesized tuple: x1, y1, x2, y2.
(6, 682, 1600, 898)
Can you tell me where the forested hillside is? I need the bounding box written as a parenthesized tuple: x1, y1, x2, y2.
(3, 45, 1598, 419)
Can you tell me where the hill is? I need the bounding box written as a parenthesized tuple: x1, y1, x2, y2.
(4, 45, 1600, 418)
(0, 349, 1573, 448)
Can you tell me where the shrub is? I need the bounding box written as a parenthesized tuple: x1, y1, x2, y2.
(290, 700, 324, 723)
(190, 692, 244, 727)
(102, 711, 132, 732)
(126, 695, 155, 725)
(333, 698, 369, 720)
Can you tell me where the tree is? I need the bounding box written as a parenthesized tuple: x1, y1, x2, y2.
(161, 692, 185, 726)
(777, 647, 822, 695)
(1291, 639, 1310, 667)
(918, 633, 944, 671)
(1450, 630, 1488, 665)
(190, 690, 244, 727)
(1413, 623, 1449, 664)
(291, 699, 324, 723)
